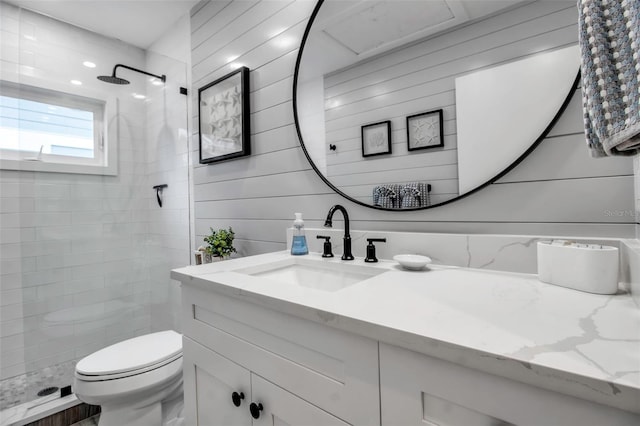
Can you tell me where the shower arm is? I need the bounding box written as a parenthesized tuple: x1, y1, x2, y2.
(112, 64, 166, 82)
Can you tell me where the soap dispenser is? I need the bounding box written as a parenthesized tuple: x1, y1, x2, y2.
(291, 213, 309, 255)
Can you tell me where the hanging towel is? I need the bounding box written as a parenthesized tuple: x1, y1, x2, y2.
(400, 182, 422, 208)
(420, 182, 431, 207)
(373, 185, 399, 209)
(578, 0, 640, 157)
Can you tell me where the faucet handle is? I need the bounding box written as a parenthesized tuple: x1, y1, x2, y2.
(365, 238, 386, 263)
(316, 235, 334, 258)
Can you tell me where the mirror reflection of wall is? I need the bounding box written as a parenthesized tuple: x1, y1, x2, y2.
(296, 0, 580, 209)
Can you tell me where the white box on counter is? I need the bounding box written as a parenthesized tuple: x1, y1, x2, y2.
(536, 241, 619, 294)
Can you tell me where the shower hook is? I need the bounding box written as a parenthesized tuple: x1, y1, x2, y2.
(153, 184, 168, 208)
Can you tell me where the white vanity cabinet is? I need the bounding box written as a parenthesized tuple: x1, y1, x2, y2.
(379, 343, 640, 426)
(181, 284, 380, 426)
(174, 250, 640, 426)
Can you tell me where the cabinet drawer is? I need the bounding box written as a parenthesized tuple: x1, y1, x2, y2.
(380, 343, 640, 426)
(182, 285, 379, 426)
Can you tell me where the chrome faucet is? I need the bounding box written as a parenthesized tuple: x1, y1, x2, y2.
(324, 204, 354, 260)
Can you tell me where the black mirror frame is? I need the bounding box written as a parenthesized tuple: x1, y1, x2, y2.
(292, 0, 581, 211)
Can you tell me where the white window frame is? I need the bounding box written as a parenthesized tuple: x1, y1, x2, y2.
(0, 80, 117, 176)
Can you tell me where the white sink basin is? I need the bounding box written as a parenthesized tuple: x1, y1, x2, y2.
(237, 257, 385, 292)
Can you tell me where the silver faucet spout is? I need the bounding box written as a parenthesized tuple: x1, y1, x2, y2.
(324, 204, 353, 260)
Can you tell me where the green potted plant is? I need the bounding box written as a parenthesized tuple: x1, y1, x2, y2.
(203, 227, 237, 261)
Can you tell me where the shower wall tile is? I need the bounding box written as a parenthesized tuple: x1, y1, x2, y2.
(0, 1, 153, 392)
(0, 1, 191, 406)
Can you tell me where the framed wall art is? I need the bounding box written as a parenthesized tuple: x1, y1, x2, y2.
(361, 120, 391, 157)
(406, 109, 443, 151)
(198, 66, 250, 164)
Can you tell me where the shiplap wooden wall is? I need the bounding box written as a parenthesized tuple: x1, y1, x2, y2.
(323, 1, 577, 206)
(190, 0, 636, 258)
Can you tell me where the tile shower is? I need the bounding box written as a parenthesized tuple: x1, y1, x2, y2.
(0, 2, 190, 413)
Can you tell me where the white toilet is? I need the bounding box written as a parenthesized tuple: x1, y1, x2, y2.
(74, 330, 183, 426)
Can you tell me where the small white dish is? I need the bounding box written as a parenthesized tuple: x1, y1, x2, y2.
(393, 254, 432, 270)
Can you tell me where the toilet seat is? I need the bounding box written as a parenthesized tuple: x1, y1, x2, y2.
(75, 330, 182, 382)
(76, 352, 183, 381)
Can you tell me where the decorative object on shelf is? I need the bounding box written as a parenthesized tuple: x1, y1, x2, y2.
(198, 67, 250, 164)
(393, 254, 432, 271)
(406, 109, 443, 151)
(361, 121, 391, 157)
(203, 227, 237, 261)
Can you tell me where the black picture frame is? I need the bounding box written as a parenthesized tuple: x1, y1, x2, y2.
(361, 121, 392, 157)
(198, 67, 250, 164)
(406, 109, 444, 151)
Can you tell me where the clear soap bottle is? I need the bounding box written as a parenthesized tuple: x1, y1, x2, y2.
(291, 212, 309, 255)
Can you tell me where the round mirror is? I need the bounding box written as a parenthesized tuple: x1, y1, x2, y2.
(294, 0, 580, 210)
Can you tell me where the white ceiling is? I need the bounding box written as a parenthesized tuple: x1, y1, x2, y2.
(301, 0, 526, 80)
(5, 0, 199, 49)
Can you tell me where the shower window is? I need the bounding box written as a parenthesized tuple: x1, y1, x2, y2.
(0, 80, 114, 175)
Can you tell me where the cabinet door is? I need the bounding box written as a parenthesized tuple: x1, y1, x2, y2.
(183, 337, 251, 426)
(380, 343, 640, 426)
(250, 374, 352, 426)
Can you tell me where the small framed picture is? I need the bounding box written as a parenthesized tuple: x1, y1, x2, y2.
(198, 66, 250, 164)
(406, 109, 443, 151)
(361, 121, 391, 157)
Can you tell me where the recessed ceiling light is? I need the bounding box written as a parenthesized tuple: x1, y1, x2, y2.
(83, 61, 96, 68)
(229, 62, 244, 70)
(70, 80, 82, 85)
(132, 93, 146, 100)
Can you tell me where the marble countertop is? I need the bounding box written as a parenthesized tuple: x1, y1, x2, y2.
(171, 251, 640, 413)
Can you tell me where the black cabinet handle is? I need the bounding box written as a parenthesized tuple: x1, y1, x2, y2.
(231, 391, 244, 407)
(249, 402, 264, 419)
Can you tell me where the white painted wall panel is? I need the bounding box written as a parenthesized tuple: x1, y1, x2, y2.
(190, 0, 635, 263)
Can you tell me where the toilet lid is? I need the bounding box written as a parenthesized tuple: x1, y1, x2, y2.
(76, 330, 182, 377)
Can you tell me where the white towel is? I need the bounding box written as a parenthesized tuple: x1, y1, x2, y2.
(578, 0, 640, 157)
